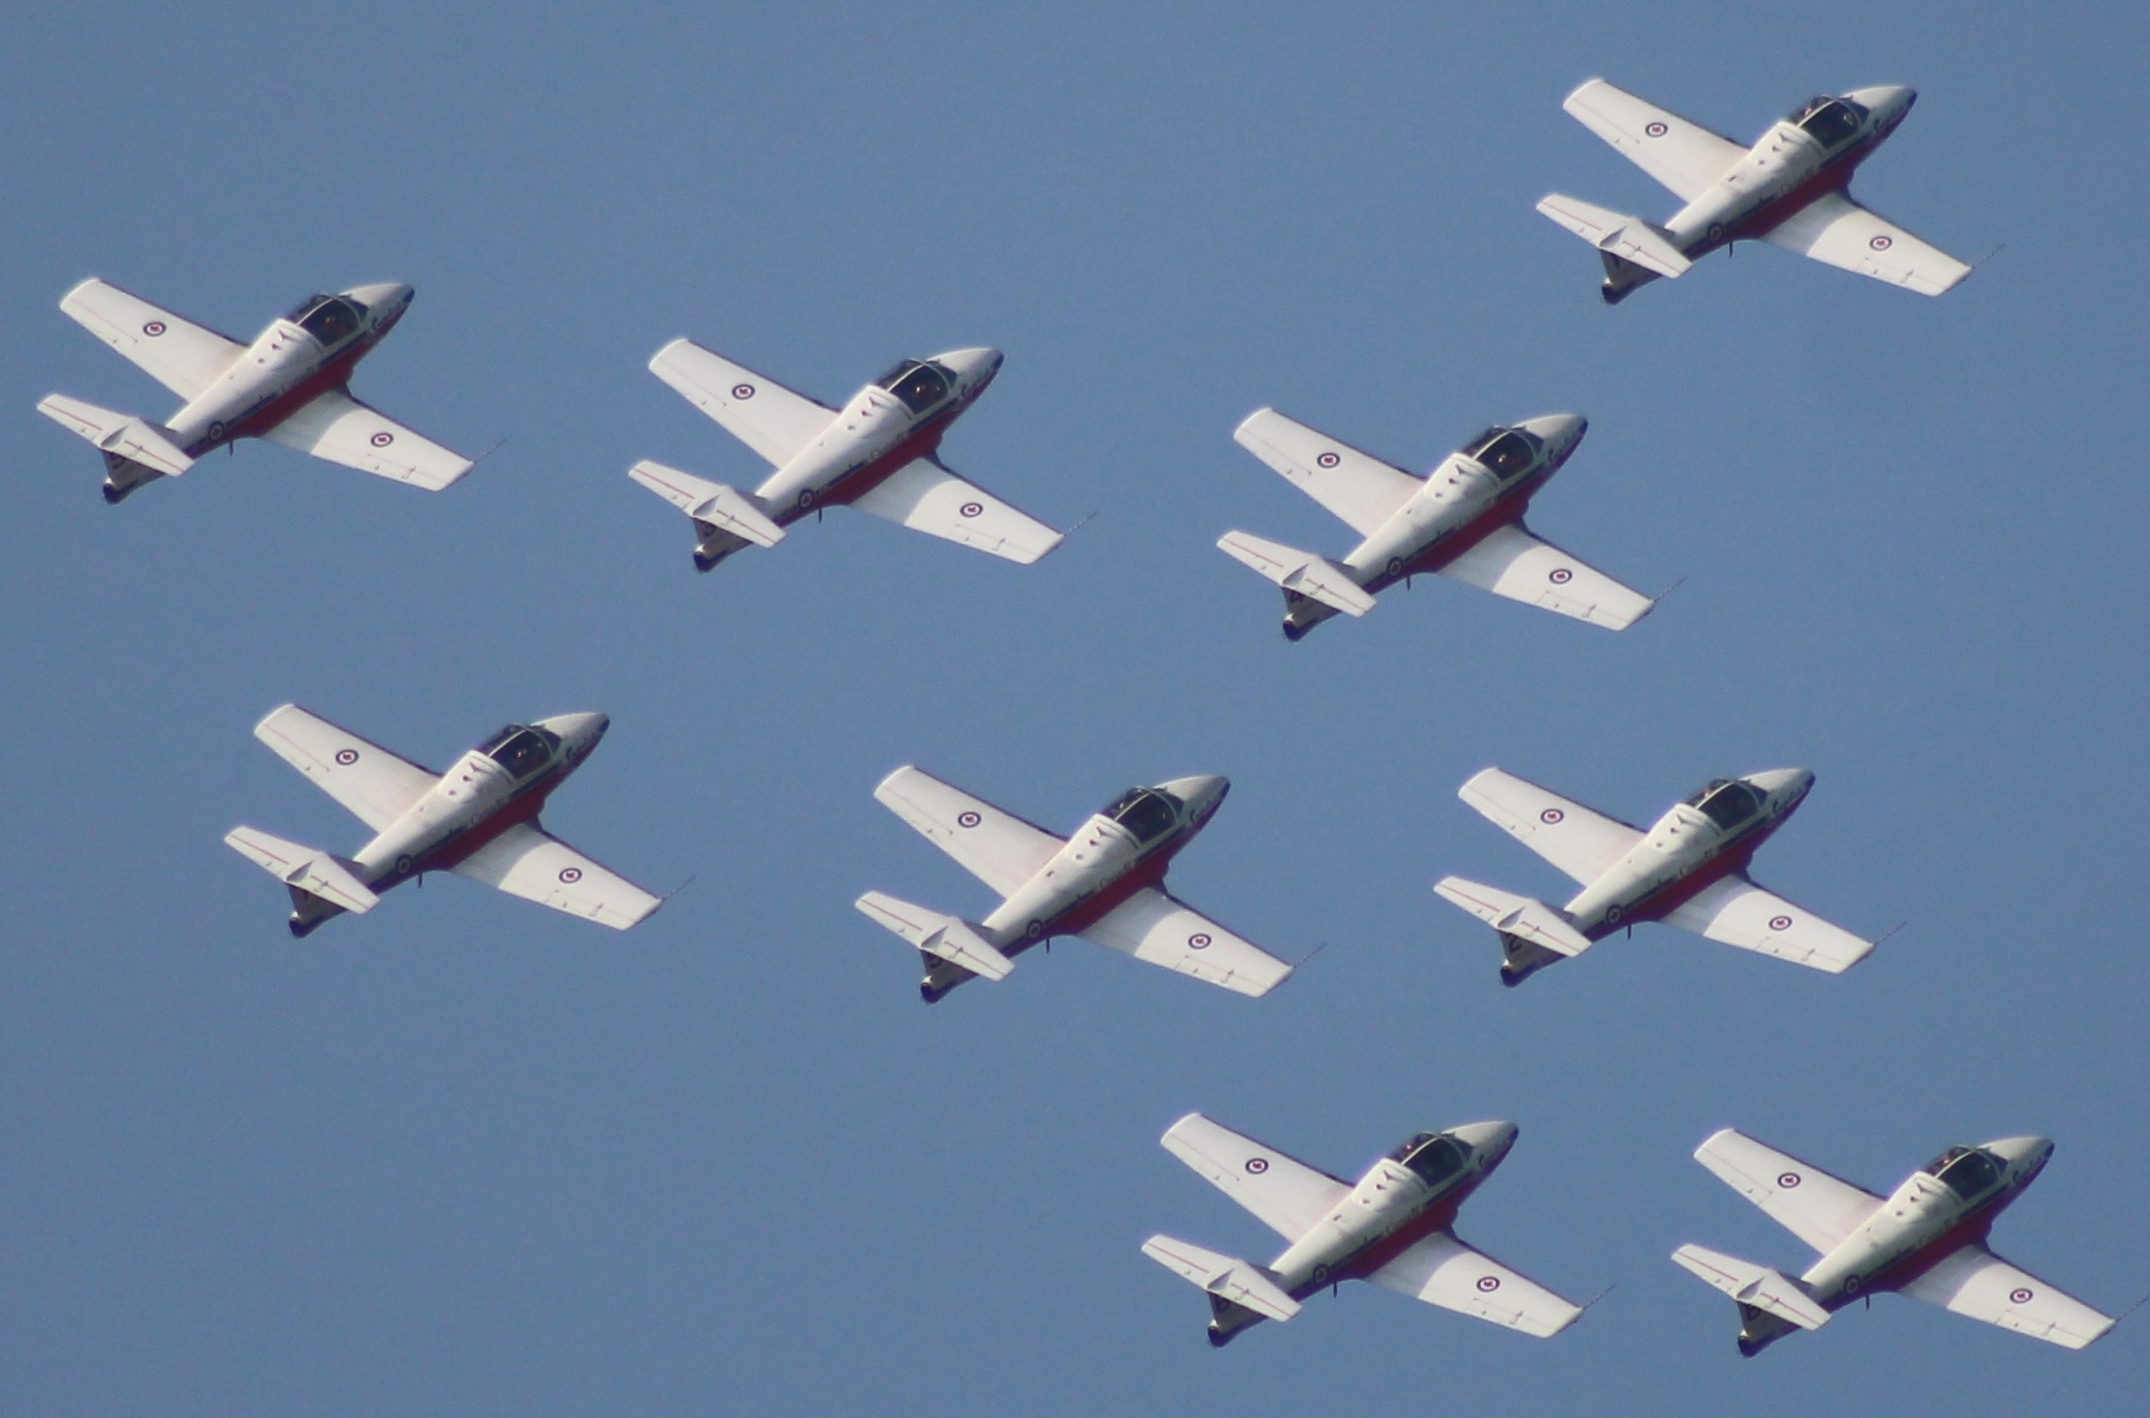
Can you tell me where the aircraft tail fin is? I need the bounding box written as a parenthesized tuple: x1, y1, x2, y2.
(1672, 1243, 1831, 1355)
(1215, 531, 1378, 619)
(855, 890, 1015, 994)
(1536, 195, 1693, 292)
(1142, 1234, 1301, 1345)
(1434, 876, 1593, 985)
(37, 394, 195, 503)
(225, 826, 379, 937)
(628, 460, 785, 570)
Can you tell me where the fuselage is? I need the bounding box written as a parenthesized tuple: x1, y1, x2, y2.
(1564, 769, 1813, 938)
(165, 283, 414, 453)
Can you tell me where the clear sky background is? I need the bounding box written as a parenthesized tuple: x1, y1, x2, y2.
(2, 3, 2145, 1415)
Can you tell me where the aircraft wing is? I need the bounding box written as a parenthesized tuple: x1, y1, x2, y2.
(1159, 1112, 1350, 1241)
(449, 822, 661, 930)
(873, 766, 1064, 899)
(1560, 79, 1747, 203)
(1898, 1243, 2115, 1350)
(1662, 874, 1875, 973)
(1078, 886, 1293, 997)
(59, 278, 246, 401)
(648, 339, 835, 467)
(1436, 522, 1655, 630)
(1692, 1128, 1882, 1255)
(847, 457, 1063, 564)
(252, 704, 438, 833)
(1761, 192, 1971, 296)
(1457, 767, 1643, 886)
(1367, 1231, 1583, 1338)
(1233, 408, 1421, 537)
(262, 389, 473, 490)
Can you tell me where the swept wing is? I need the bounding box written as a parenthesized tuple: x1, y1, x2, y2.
(253, 704, 437, 833)
(1560, 79, 1747, 202)
(450, 822, 661, 930)
(1079, 886, 1293, 997)
(1762, 191, 1971, 296)
(59, 278, 245, 401)
(1233, 408, 1421, 537)
(263, 389, 473, 490)
(1692, 1128, 1882, 1254)
(1457, 767, 1642, 886)
(648, 339, 835, 467)
(1160, 1112, 1350, 1241)
(848, 456, 1063, 564)
(1898, 1244, 2114, 1350)
(872, 766, 1063, 899)
(1367, 1231, 1583, 1337)
(1437, 522, 1655, 630)
(1663, 874, 1874, 973)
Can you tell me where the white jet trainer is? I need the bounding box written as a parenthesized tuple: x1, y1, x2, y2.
(1539, 79, 1970, 304)
(1219, 410, 1654, 640)
(630, 341, 1063, 570)
(226, 706, 661, 937)
(39, 279, 472, 503)
(1436, 767, 1874, 985)
(857, 767, 1292, 1003)
(1675, 1129, 2116, 1356)
(1144, 1114, 1583, 1348)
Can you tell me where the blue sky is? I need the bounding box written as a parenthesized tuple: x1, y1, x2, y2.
(3, 3, 2146, 1414)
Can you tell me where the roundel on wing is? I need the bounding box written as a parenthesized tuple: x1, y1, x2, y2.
(335, 748, 360, 765)
(558, 867, 583, 884)
(2010, 1286, 2035, 1305)
(1769, 914, 1794, 933)
(1244, 1157, 1269, 1174)
(1548, 567, 1574, 585)
(732, 383, 756, 399)
(1645, 121, 1669, 137)
(1316, 451, 1341, 469)
(956, 811, 982, 829)
(959, 501, 984, 519)
(1476, 1275, 1502, 1293)
(1870, 234, 1894, 251)
(1188, 932, 1212, 950)
(370, 431, 395, 447)
(1540, 808, 1564, 824)
(1778, 1171, 1802, 1189)
(143, 320, 167, 336)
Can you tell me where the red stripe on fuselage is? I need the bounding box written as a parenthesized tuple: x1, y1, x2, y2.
(1685, 135, 1884, 260)
(1581, 815, 1793, 942)
(994, 829, 1201, 961)
(1292, 1172, 1492, 1297)
(369, 761, 580, 892)
(1832, 1187, 2022, 1312)
(195, 333, 385, 454)
(769, 399, 968, 527)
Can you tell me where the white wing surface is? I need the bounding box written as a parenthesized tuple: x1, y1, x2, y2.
(253, 704, 437, 833)
(1561, 79, 1748, 203)
(449, 822, 661, 930)
(1368, 1231, 1583, 1337)
(59, 278, 245, 401)
(1079, 887, 1293, 997)
(1233, 408, 1421, 537)
(1437, 522, 1654, 630)
(1692, 1128, 1882, 1254)
(848, 457, 1062, 564)
(263, 390, 472, 490)
(648, 339, 835, 467)
(1663, 875, 1874, 973)
(1898, 1244, 2115, 1350)
(1457, 767, 1642, 886)
(1761, 192, 1970, 296)
(1160, 1113, 1350, 1241)
(873, 766, 1063, 899)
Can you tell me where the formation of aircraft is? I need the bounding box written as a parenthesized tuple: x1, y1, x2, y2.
(225, 705, 661, 937)
(1218, 409, 1654, 639)
(1143, 1113, 1582, 1347)
(1674, 1129, 2116, 1355)
(629, 341, 1064, 571)
(856, 767, 1292, 1002)
(1540, 80, 1970, 304)
(1435, 767, 1873, 985)
(38, 279, 472, 503)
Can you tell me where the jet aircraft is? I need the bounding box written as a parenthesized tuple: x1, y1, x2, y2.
(1436, 767, 1874, 985)
(38, 279, 472, 503)
(1219, 409, 1654, 639)
(1539, 79, 1970, 304)
(226, 705, 661, 937)
(1675, 1128, 2116, 1355)
(1143, 1113, 1582, 1347)
(856, 767, 1291, 1002)
(630, 341, 1063, 570)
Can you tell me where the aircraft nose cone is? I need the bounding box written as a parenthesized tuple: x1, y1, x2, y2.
(1849, 85, 1915, 117)
(536, 711, 609, 753)
(1747, 768, 1814, 799)
(348, 281, 414, 312)
(940, 347, 1004, 386)
(1448, 1121, 1518, 1161)
(1158, 774, 1229, 818)
(1989, 1135, 2054, 1168)
(1517, 413, 1587, 455)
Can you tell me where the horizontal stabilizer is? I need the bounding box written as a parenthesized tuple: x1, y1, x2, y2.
(1216, 531, 1376, 616)
(1536, 195, 1692, 278)
(1141, 1235, 1301, 1322)
(223, 826, 379, 914)
(1433, 877, 1593, 956)
(37, 394, 195, 475)
(628, 461, 785, 547)
(1672, 1244, 1830, 1331)
(854, 891, 1014, 981)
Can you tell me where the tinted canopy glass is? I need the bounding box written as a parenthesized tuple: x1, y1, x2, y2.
(1931, 1147, 2003, 1199)
(1103, 786, 1181, 842)
(1397, 1135, 1469, 1190)
(1790, 96, 1865, 147)
(875, 360, 953, 415)
(478, 725, 558, 778)
(285, 294, 366, 346)
(1462, 427, 1540, 478)
(1685, 779, 1763, 830)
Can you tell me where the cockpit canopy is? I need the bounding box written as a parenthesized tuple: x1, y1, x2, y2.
(1926, 1146, 2004, 1199)
(1461, 426, 1542, 479)
(1788, 95, 1867, 147)
(477, 723, 561, 779)
(1102, 785, 1182, 843)
(1388, 1132, 1470, 1190)
(874, 359, 956, 415)
(1684, 778, 1763, 830)
(284, 293, 368, 347)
